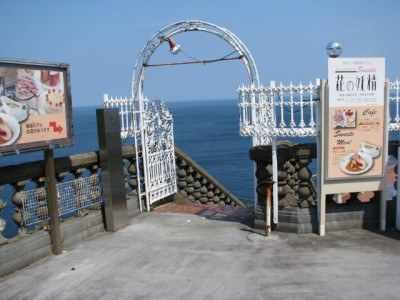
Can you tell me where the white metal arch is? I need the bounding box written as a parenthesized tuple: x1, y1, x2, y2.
(131, 19, 260, 102)
(130, 20, 262, 212)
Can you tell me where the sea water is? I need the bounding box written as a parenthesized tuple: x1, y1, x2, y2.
(1, 98, 398, 238)
(0, 99, 259, 237)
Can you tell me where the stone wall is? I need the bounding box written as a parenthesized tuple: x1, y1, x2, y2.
(249, 141, 318, 210)
(175, 148, 243, 207)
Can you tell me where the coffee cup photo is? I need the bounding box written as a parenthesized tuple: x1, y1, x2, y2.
(359, 141, 380, 158)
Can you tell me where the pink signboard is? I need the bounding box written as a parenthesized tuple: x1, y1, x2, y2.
(0, 59, 73, 156)
(326, 58, 386, 180)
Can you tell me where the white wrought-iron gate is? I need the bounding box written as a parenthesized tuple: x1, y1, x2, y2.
(103, 95, 176, 211)
(142, 99, 177, 207)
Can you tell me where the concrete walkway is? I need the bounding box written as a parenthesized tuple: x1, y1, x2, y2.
(1, 203, 400, 300)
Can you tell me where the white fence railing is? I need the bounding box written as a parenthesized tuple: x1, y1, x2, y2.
(238, 79, 400, 145)
(238, 81, 320, 146)
(389, 80, 400, 131)
(105, 80, 400, 146)
(103, 95, 137, 139)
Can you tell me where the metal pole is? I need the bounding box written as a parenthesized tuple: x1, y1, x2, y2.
(271, 137, 278, 224)
(44, 149, 62, 254)
(318, 80, 327, 236)
(380, 80, 390, 232)
(265, 179, 274, 236)
(380, 190, 386, 231)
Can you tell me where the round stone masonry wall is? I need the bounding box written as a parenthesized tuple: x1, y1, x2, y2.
(249, 140, 317, 210)
(174, 150, 244, 207)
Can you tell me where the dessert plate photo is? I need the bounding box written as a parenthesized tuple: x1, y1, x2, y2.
(0, 113, 20, 146)
(0, 96, 28, 122)
(339, 152, 373, 175)
(332, 109, 356, 128)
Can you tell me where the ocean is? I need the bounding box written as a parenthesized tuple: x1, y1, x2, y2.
(0, 99, 257, 198)
(168, 99, 256, 202)
(0, 99, 263, 237)
(3, 97, 398, 194)
(1, 98, 398, 238)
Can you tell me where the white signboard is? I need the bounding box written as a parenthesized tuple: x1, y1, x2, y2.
(326, 58, 386, 180)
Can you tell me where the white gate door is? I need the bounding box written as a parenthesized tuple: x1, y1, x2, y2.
(103, 95, 177, 212)
(141, 99, 177, 209)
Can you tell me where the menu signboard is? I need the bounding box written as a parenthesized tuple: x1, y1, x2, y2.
(0, 59, 73, 156)
(326, 58, 385, 180)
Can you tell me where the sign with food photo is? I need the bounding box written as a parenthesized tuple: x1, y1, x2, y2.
(0, 59, 73, 156)
(326, 58, 385, 180)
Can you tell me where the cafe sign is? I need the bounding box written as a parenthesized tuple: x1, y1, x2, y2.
(326, 57, 386, 180)
(0, 59, 73, 156)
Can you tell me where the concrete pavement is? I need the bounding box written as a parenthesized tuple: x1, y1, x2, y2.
(1, 203, 400, 300)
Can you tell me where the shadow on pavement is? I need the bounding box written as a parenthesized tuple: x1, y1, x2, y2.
(153, 202, 255, 227)
(366, 227, 400, 241)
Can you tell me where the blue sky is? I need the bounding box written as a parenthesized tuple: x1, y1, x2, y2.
(1, 0, 398, 107)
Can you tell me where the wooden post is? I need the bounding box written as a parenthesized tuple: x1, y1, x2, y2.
(44, 149, 62, 254)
